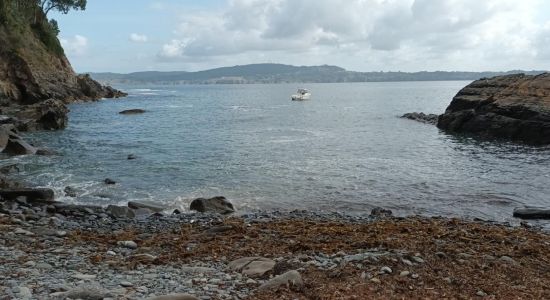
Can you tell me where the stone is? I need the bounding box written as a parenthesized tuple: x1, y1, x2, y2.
(513, 208, 550, 220)
(16, 286, 32, 299)
(411, 256, 425, 264)
(400, 271, 410, 277)
(401, 112, 439, 125)
(104, 178, 116, 185)
(499, 256, 518, 265)
(147, 294, 199, 300)
(370, 277, 381, 284)
(258, 270, 303, 290)
(370, 207, 392, 217)
(55, 230, 67, 237)
(128, 200, 166, 213)
(107, 205, 136, 219)
(14, 228, 33, 236)
(59, 284, 108, 300)
(119, 281, 133, 287)
(119, 109, 146, 114)
(0, 188, 54, 203)
(71, 274, 97, 280)
(3, 138, 36, 155)
(118, 240, 138, 249)
(0, 164, 20, 174)
(180, 266, 216, 274)
(476, 290, 488, 297)
(380, 266, 392, 274)
(64, 186, 78, 197)
(127, 154, 137, 160)
(189, 196, 235, 214)
(128, 253, 157, 262)
(35, 148, 55, 155)
(437, 73, 550, 145)
(228, 257, 276, 277)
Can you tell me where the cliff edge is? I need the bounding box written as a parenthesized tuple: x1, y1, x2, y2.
(437, 73, 550, 145)
(0, 3, 125, 131)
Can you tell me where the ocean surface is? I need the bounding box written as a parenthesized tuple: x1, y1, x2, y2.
(6, 82, 550, 224)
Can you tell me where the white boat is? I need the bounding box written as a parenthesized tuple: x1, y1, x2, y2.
(291, 88, 311, 101)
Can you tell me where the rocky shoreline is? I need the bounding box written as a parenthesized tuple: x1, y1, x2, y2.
(402, 73, 550, 145)
(1, 193, 550, 299)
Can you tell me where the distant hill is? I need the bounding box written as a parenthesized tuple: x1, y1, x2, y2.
(88, 63, 547, 85)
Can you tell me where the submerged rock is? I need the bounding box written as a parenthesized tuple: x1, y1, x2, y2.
(119, 109, 146, 115)
(104, 178, 116, 185)
(370, 207, 393, 217)
(401, 112, 439, 125)
(513, 208, 550, 219)
(189, 196, 235, 214)
(437, 73, 550, 145)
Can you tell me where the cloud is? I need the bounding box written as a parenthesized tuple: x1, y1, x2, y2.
(130, 33, 148, 43)
(156, 0, 550, 71)
(60, 35, 88, 56)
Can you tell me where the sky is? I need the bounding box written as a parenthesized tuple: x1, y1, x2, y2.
(52, 0, 550, 73)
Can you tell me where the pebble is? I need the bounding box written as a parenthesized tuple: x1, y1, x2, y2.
(401, 258, 413, 266)
(370, 277, 381, 283)
(380, 266, 392, 274)
(399, 271, 410, 277)
(106, 250, 117, 256)
(411, 256, 425, 264)
(118, 240, 138, 249)
(71, 274, 97, 280)
(476, 290, 488, 297)
(499, 256, 517, 265)
(120, 281, 133, 287)
(56, 230, 67, 237)
(17, 286, 32, 299)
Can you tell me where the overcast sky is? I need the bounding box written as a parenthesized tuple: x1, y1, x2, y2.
(52, 0, 550, 73)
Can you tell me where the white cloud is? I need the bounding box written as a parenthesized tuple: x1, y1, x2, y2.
(155, 0, 550, 71)
(130, 33, 148, 43)
(60, 35, 88, 56)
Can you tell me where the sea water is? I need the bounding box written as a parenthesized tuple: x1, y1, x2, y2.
(8, 82, 550, 225)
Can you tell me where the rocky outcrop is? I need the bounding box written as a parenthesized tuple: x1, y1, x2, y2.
(0, 124, 36, 155)
(437, 74, 550, 145)
(401, 112, 439, 125)
(0, 14, 126, 133)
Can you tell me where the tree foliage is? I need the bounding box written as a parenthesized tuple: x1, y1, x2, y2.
(41, 0, 86, 16)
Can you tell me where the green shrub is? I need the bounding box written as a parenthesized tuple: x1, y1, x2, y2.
(31, 21, 64, 56)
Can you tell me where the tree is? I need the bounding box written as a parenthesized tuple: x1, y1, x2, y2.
(40, 0, 86, 16)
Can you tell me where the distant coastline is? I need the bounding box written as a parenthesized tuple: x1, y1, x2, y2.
(88, 63, 547, 85)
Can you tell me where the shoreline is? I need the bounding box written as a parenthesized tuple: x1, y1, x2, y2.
(1, 199, 550, 299)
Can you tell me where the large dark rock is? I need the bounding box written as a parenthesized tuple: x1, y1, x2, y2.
(401, 112, 439, 125)
(106, 205, 136, 219)
(513, 208, 550, 220)
(437, 73, 550, 145)
(189, 196, 235, 214)
(0, 125, 36, 155)
(0, 188, 54, 202)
